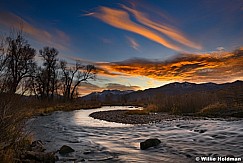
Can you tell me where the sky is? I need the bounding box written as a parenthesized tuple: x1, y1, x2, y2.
(0, 0, 243, 96)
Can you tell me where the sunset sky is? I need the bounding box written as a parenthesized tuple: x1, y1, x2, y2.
(0, 0, 243, 96)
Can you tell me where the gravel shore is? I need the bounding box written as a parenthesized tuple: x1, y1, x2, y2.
(89, 110, 193, 124)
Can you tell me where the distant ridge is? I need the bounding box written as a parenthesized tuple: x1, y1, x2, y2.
(81, 90, 134, 102)
(126, 80, 243, 100)
(80, 80, 243, 103)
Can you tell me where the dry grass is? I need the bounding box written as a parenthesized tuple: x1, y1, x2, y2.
(145, 86, 243, 116)
(0, 94, 102, 161)
(0, 93, 33, 161)
(145, 104, 160, 112)
(198, 102, 243, 117)
(199, 102, 227, 114)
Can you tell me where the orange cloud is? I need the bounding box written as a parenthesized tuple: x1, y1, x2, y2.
(0, 12, 70, 50)
(96, 66, 124, 77)
(92, 7, 182, 51)
(97, 48, 243, 83)
(121, 5, 202, 50)
(91, 5, 201, 51)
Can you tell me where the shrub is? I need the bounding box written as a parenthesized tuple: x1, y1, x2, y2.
(198, 102, 228, 117)
(145, 104, 159, 112)
(0, 93, 32, 161)
(171, 105, 181, 115)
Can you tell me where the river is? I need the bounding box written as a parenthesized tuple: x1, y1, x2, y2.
(27, 106, 243, 162)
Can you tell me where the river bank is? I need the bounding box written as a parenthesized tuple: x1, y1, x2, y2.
(90, 110, 182, 124)
(89, 109, 242, 124)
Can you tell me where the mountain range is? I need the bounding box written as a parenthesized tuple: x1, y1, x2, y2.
(80, 80, 243, 104)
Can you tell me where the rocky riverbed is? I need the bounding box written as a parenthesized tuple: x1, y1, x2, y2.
(89, 110, 204, 124)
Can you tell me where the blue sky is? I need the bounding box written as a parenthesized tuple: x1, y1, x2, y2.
(0, 0, 243, 95)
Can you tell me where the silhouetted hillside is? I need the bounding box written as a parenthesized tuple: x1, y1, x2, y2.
(126, 80, 243, 102)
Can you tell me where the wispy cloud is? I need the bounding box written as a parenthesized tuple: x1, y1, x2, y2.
(126, 36, 140, 50)
(77, 82, 103, 96)
(90, 5, 201, 51)
(97, 48, 243, 83)
(0, 12, 70, 50)
(101, 38, 112, 44)
(216, 46, 225, 51)
(91, 7, 181, 51)
(121, 5, 202, 50)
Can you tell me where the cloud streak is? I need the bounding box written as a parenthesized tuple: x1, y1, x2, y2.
(90, 5, 201, 51)
(92, 7, 181, 51)
(121, 5, 202, 50)
(0, 12, 70, 51)
(126, 36, 140, 50)
(97, 48, 243, 83)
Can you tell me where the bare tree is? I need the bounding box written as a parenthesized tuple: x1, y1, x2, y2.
(1, 29, 36, 94)
(60, 60, 75, 99)
(32, 66, 44, 99)
(60, 60, 96, 100)
(0, 35, 7, 92)
(0, 35, 6, 74)
(37, 47, 59, 99)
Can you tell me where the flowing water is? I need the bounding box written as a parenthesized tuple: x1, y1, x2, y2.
(27, 106, 243, 162)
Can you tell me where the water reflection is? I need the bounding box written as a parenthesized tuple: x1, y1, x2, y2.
(73, 106, 137, 127)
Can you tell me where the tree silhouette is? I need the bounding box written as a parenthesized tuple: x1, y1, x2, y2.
(1, 29, 36, 93)
(60, 60, 96, 100)
(36, 47, 59, 99)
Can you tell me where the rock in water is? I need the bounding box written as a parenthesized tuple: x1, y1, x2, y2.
(194, 129, 207, 133)
(140, 138, 161, 150)
(59, 145, 75, 155)
(30, 140, 45, 152)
